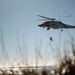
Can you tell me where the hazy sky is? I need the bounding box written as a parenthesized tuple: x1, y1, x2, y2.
(0, 0, 75, 66)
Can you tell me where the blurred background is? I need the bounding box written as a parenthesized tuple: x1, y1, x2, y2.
(0, 0, 75, 75)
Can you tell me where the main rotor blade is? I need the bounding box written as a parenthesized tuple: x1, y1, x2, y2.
(38, 15, 56, 20)
(65, 15, 72, 18)
(37, 19, 50, 21)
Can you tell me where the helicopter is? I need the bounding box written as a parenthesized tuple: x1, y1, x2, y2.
(38, 15, 75, 31)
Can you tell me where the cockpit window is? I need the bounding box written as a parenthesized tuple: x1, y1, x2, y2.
(58, 21, 61, 23)
(45, 21, 50, 23)
(43, 21, 50, 24)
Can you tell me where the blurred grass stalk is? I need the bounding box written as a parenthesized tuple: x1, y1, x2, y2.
(0, 21, 10, 67)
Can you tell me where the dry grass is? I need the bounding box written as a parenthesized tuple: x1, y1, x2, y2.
(0, 25, 75, 75)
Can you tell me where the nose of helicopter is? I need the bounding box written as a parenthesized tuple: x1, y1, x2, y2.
(38, 24, 42, 27)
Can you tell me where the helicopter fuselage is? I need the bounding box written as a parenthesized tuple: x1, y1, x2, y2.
(38, 21, 75, 30)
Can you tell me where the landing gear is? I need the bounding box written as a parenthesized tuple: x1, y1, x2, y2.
(47, 27, 50, 30)
(61, 29, 63, 31)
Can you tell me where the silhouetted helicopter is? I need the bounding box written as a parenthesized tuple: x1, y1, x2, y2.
(38, 15, 75, 31)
